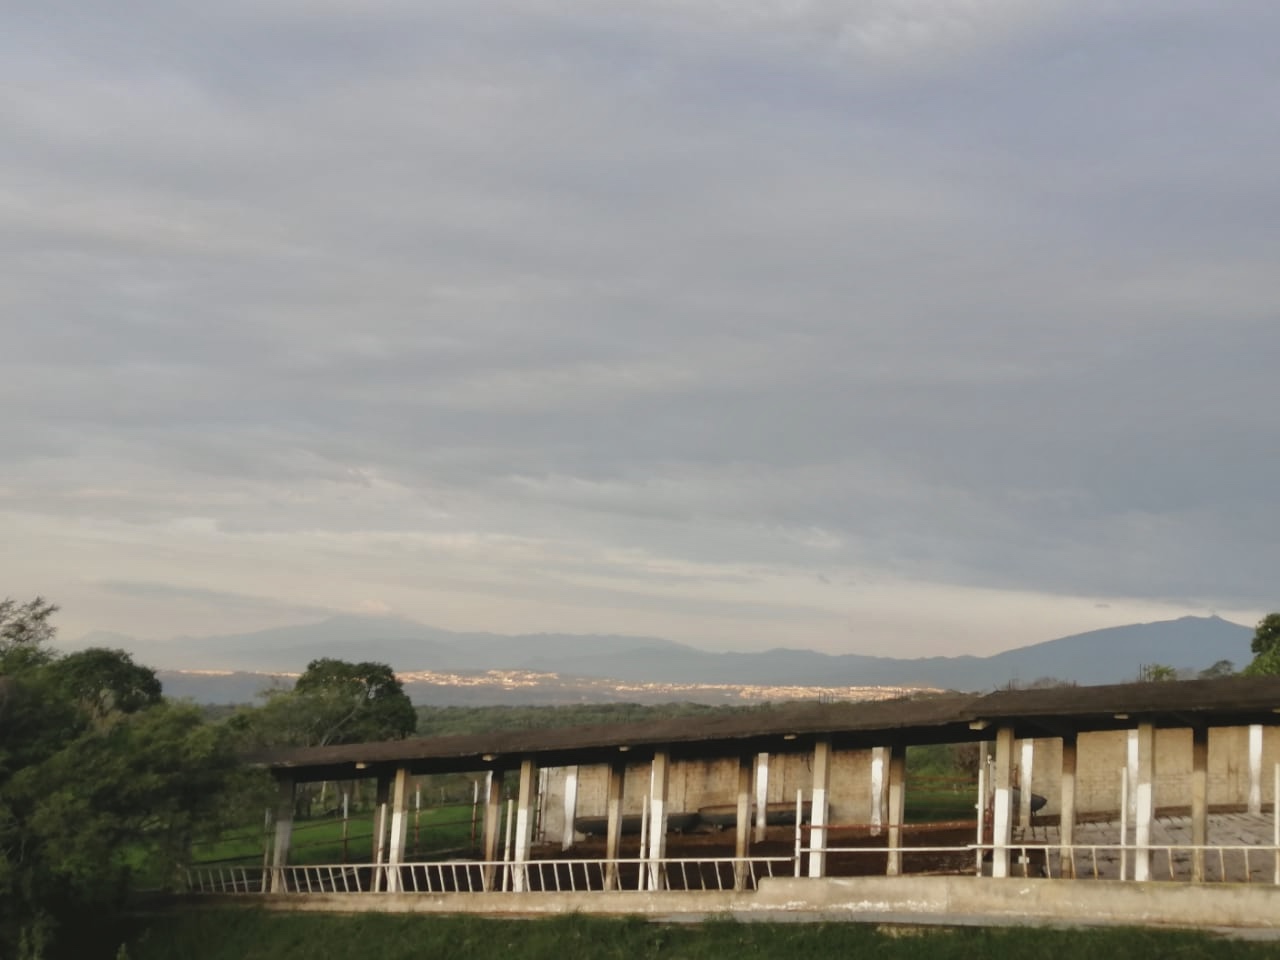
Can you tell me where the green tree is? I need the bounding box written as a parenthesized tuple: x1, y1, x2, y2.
(1137, 663, 1178, 683)
(1243, 613, 1280, 676)
(237, 658, 416, 749)
(46, 648, 163, 722)
(1198, 659, 1236, 679)
(0, 596, 59, 673)
(0, 600, 239, 959)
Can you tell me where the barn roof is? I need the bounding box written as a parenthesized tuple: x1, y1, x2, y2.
(252, 676, 1280, 782)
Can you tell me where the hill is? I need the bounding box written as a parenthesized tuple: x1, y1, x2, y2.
(96, 613, 1255, 704)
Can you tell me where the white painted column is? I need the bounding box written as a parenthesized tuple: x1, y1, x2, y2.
(735, 754, 753, 890)
(385, 767, 411, 892)
(269, 777, 295, 893)
(754, 753, 770, 843)
(536, 767, 549, 842)
(604, 760, 626, 891)
(372, 774, 391, 892)
(1191, 726, 1208, 882)
(992, 726, 1015, 878)
(1134, 722, 1156, 882)
(1127, 729, 1139, 820)
(1249, 724, 1264, 815)
(1060, 735, 1077, 879)
(886, 744, 906, 876)
(562, 766, 579, 851)
(481, 770, 505, 891)
(869, 746, 886, 837)
(512, 757, 538, 891)
(1018, 740, 1035, 830)
(646, 749, 670, 890)
(808, 736, 832, 878)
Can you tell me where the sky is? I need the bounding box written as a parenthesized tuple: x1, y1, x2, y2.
(3, 0, 1277, 660)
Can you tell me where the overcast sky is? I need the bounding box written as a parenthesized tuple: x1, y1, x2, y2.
(3, 0, 1277, 660)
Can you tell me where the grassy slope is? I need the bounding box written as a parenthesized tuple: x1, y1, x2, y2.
(127, 911, 1276, 960)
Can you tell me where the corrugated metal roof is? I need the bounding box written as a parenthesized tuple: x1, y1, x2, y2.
(251, 676, 1280, 781)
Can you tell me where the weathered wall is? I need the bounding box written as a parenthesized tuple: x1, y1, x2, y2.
(227, 874, 1280, 930)
(1022, 725, 1279, 816)
(542, 725, 1278, 842)
(543, 747, 879, 842)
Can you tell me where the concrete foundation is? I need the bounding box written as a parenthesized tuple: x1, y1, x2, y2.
(200, 874, 1280, 932)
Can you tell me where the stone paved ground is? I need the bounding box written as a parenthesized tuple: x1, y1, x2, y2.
(1010, 812, 1280, 882)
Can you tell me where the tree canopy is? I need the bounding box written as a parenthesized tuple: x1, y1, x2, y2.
(1243, 613, 1280, 676)
(0, 598, 239, 959)
(236, 658, 416, 749)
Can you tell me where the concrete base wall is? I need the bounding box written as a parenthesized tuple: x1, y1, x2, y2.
(203, 875, 1280, 931)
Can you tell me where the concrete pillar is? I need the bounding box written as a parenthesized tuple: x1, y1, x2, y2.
(734, 754, 753, 890)
(604, 760, 626, 891)
(562, 766, 579, 851)
(372, 774, 391, 891)
(870, 746, 886, 837)
(646, 749, 670, 890)
(992, 726, 1014, 878)
(385, 767, 411, 892)
(1134, 722, 1156, 882)
(1191, 726, 1209, 882)
(886, 744, 906, 876)
(269, 776, 295, 893)
(512, 757, 538, 891)
(754, 753, 769, 843)
(1060, 734, 1077, 879)
(1127, 729, 1139, 820)
(1249, 725, 1264, 815)
(808, 736, 832, 878)
(1018, 740, 1035, 830)
(481, 770, 505, 891)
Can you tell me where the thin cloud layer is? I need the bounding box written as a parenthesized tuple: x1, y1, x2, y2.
(2, 1, 1276, 656)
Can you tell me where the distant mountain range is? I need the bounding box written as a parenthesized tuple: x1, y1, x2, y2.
(83, 613, 1255, 705)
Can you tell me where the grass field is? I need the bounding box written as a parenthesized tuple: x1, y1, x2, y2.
(194, 776, 974, 869)
(123, 910, 1278, 960)
(191, 803, 486, 866)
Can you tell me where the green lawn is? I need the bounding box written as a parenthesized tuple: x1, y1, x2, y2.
(191, 804, 489, 866)
(123, 911, 1277, 960)
(905, 776, 978, 824)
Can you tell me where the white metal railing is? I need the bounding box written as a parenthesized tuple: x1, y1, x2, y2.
(182, 857, 792, 895)
(972, 841, 1280, 883)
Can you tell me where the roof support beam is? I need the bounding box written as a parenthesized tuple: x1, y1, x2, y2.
(1192, 725, 1209, 882)
(1059, 734, 1077, 878)
(991, 726, 1014, 878)
(481, 769, 505, 891)
(808, 736, 832, 878)
(1134, 722, 1155, 882)
(886, 744, 906, 876)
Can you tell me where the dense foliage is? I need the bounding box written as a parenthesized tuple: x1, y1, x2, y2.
(232, 657, 416, 749)
(1244, 613, 1280, 676)
(0, 598, 240, 960)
